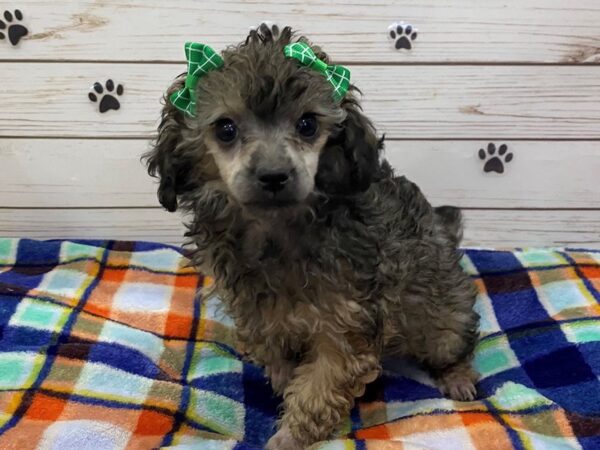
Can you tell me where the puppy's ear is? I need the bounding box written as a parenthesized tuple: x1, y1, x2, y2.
(143, 75, 189, 212)
(316, 99, 383, 195)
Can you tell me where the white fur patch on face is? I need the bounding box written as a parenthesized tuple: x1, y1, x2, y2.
(206, 140, 248, 189)
(301, 132, 330, 181)
(284, 135, 325, 199)
(300, 149, 320, 181)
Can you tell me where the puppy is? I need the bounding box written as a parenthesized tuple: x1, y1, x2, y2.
(145, 24, 479, 450)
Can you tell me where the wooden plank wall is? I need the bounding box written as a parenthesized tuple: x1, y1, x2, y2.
(0, 0, 599, 247)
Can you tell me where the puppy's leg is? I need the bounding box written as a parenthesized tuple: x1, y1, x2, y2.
(266, 333, 380, 449)
(241, 340, 296, 395)
(406, 318, 479, 401)
(429, 358, 479, 401)
(391, 264, 480, 401)
(413, 301, 479, 401)
(264, 359, 296, 395)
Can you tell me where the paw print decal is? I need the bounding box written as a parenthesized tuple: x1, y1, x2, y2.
(478, 143, 514, 174)
(88, 79, 124, 113)
(0, 10, 28, 46)
(388, 21, 418, 50)
(250, 21, 281, 40)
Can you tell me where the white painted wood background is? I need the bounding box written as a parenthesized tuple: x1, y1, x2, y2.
(0, 0, 599, 247)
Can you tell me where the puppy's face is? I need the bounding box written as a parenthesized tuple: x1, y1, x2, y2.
(146, 27, 381, 214)
(194, 38, 345, 210)
(201, 102, 335, 209)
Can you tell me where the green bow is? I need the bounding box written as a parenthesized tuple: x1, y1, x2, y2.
(284, 42, 351, 101)
(170, 42, 224, 117)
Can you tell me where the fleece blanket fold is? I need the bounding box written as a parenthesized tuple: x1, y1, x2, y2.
(0, 238, 598, 449)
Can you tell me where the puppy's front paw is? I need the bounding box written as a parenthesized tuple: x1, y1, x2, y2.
(436, 362, 479, 402)
(265, 426, 304, 450)
(440, 378, 477, 401)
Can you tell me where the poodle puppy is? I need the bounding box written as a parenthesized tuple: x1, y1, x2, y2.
(145, 24, 479, 450)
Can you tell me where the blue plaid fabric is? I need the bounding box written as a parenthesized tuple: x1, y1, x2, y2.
(0, 239, 598, 449)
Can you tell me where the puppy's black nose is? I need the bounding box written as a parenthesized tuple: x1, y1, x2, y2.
(257, 170, 290, 193)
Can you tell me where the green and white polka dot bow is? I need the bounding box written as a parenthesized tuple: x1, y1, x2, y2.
(170, 42, 224, 117)
(284, 42, 351, 101)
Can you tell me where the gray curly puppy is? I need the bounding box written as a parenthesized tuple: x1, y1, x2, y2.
(145, 23, 479, 450)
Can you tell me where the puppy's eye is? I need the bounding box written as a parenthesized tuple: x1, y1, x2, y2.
(215, 118, 238, 143)
(296, 114, 319, 139)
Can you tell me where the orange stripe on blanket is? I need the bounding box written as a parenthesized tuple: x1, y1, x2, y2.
(174, 273, 201, 289)
(364, 413, 466, 440)
(83, 302, 111, 318)
(580, 267, 600, 294)
(354, 423, 391, 440)
(134, 410, 174, 435)
(102, 268, 128, 283)
(460, 411, 513, 449)
(26, 393, 66, 421)
(164, 313, 194, 339)
(460, 411, 495, 426)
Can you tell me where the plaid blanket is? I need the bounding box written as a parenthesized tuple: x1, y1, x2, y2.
(0, 238, 598, 450)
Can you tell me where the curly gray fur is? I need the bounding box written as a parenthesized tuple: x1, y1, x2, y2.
(144, 23, 479, 449)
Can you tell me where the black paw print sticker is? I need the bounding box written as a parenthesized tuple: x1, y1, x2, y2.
(388, 21, 418, 50)
(0, 10, 28, 46)
(478, 143, 514, 174)
(88, 79, 124, 113)
(249, 21, 281, 40)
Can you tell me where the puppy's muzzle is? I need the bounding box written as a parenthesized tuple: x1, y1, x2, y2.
(237, 149, 309, 208)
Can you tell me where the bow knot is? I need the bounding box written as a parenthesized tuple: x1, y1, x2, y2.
(170, 42, 224, 117)
(284, 42, 351, 101)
